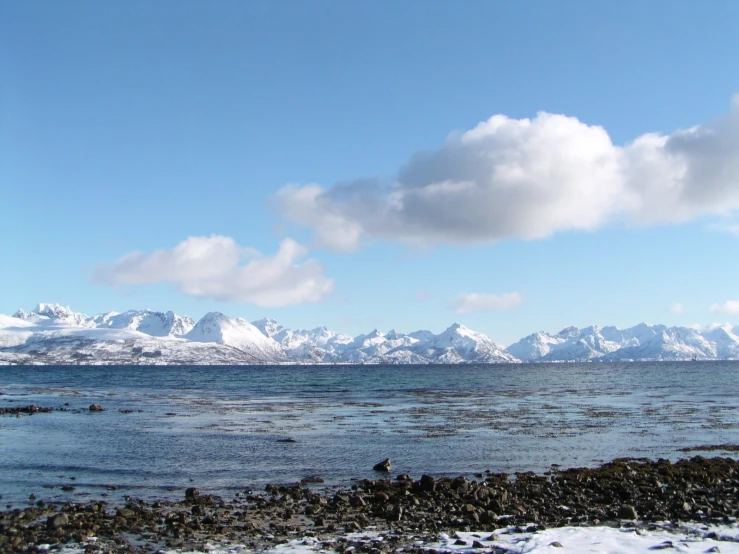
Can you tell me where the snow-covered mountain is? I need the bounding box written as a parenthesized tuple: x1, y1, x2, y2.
(93, 309, 195, 337)
(4, 303, 739, 365)
(185, 312, 285, 361)
(13, 303, 94, 328)
(251, 319, 353, 362)
(253, 322, 517, 364)
(506, 322, 739, 362)
(408, 323, 518, 363)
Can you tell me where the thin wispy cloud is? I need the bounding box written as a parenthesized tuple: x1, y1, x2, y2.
(668, 302, 685, 314)
(94, 235, 334, 307)
(276, 95, 739, 251)
(709, 300, 739, 315)
(454, 292, 523, 314)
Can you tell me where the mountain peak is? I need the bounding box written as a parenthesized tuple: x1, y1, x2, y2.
(186, 312, 283, 358)
(557, 326, 579, 337)
(35, 303, 72, 317)
(444, 322, 469, 333)
(251, 317, 284, 338)
(14, 303, 92, 327)
(93, 308, 194, 337)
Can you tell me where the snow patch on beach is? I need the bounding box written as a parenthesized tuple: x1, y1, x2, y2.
(40, 523, 739, 554)
(168, 524, 739, 553)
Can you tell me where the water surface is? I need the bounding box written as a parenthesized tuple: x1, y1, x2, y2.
(1, 362, 737, 505)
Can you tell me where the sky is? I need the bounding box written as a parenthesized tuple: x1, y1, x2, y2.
(2, 0, 739, 345)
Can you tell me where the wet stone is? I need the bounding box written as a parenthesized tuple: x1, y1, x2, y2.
(373, 458, 392, 472)
(47, 512, 69, 529)
(420, 474, 436, 492)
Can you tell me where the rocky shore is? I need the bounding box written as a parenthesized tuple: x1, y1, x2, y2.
(1, 456, 738, 553)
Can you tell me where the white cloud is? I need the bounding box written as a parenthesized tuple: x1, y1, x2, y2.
(276, 94, 739, 251)
(94, 235, 334, 307)
(454, 292, 523, 314)
(668, 302, 685, 314)
(709, 300, 739, 315)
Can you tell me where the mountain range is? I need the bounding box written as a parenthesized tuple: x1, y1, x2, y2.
(1, 303, 738, 365)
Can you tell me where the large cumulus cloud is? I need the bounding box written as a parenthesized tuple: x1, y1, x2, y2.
(276, 95, 739, 251)
(94, 236, 334, 307)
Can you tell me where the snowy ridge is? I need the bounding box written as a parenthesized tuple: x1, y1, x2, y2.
(3, 303, 739, 364)
(93, 309, 195, 337)
(13, 303, 95, 328)
(185, 312, 285, 361)
(507, 322, 739, 362)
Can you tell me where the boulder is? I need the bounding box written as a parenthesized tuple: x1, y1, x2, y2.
(420, 474, 436, 492)
(373, 458, 392, 472)
(47, 512, 69, 529)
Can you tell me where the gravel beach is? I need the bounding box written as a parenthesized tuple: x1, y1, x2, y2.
(2, 456, 739, 554)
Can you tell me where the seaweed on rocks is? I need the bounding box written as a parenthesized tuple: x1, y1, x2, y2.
(0, 405, 54, 415)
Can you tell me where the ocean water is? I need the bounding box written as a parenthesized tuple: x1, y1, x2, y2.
(1, 362, 738, 506)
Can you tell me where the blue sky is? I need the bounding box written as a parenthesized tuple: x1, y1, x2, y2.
(3, 0, 739, 345)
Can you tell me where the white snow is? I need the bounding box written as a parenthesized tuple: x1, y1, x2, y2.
(5, 302, 739, 364)
(507, 321, 739, 362)
(94, 309, 195, 336)
(185, 312, 285, 360)
(43, 523, 739, 554)
(412, 323, 518, 363)
(424, 525, 739, 554)
(13, 303, 94, 327)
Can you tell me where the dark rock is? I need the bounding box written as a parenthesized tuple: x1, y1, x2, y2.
(89, 404, 104, 411)
(479, 510, 498, 524)
(618, 505, 638, 519)
(1, 404, 55, 415)
(373, 458, 392, 472)
(550, 542, 563, 548)
(417, 474, 436, 493)
(185, 487, 200, 500)
(117, 507, 135, 519)
(47, 512, 69, 529)
(388, 505, 403, 522)
(349, 495, 366, 507)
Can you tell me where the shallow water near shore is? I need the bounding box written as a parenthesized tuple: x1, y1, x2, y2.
(1, 361, 738, 505)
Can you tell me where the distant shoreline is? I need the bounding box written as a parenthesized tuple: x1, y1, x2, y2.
(3, 359, 739, 367)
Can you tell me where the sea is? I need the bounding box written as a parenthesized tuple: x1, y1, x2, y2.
(1, 361, 738, 507)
